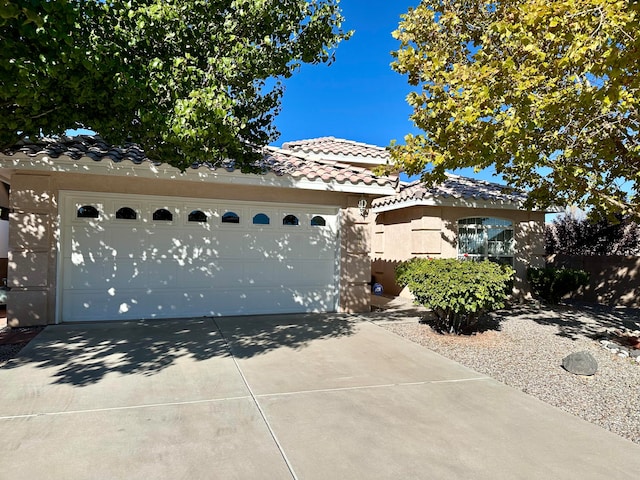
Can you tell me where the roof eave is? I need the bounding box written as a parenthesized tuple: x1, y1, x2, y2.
(371, 197, 537, 213)
(0, 154, 397, 195)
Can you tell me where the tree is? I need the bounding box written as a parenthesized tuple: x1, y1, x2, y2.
(389, 0, 640, 216)
(545, 213, 640, 256)
(0, 0, 350, 171)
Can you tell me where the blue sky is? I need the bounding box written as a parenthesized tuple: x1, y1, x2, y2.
(272, 0, 502, 184)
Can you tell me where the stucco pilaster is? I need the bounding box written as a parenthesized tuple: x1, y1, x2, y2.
(7, 173, 57, 326)
(339, 198, 373, 313)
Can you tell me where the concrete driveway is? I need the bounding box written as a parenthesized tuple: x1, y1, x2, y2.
(1, 313, 640, 479)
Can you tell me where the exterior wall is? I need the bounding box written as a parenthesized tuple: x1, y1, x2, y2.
(6, 170, 375, 326)
(7, 173, 57, 326)
(0, 183, 9, 284)
(371, 205, 546, 297)
(547, 254, 640, 308)
(339, 197, 374, 313)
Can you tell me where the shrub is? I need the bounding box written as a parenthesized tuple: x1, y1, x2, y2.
(526, 267, 590, 304)
(396, 258, 515, 334)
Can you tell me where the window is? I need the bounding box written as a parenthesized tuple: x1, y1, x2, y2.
(115, 207, 137, 220)
(222, 211, 240, 224)
(188, 210, 207, 223)
(283, 214, 299, 226)
(252, 213, 270, 225)
(153, 208, 173, 221)
(458, 217, 514, 265)
(310, 215, 326, 226)
(77, 205, 99, 218)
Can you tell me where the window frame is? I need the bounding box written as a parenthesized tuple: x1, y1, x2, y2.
(252, 213, 270, 225)
(188, 209, 208, 223)
(457, 217, 515, 265)
(76, 205, 100, 219)
(115, 206, 138, 220)
(221, 211, 240, 224)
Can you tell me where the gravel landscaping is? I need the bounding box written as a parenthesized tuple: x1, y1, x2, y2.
(382, 302, 640, 445)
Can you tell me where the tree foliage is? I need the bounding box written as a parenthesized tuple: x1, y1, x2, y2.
(545, 213, 640, 255)
(390, 0, 640, 216)
(0, 0, 350, 170)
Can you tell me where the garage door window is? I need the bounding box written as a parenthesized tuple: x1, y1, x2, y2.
(283, 214, 299, 226)
(116, 207, 137, 220)
(253, 213, 270, 225)
(77, 205, 99, 218)
(188, 210, 207, 223)
(153, 208, 173, 221)
(311, 215, 326, 226)
(222, 212, 240, 224)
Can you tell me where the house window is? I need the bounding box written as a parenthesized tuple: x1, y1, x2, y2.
(222, 212, 240, 224)
(458, 217, 514, 265)
(153, 208, 173, 221)
(311, 215, 326, 226)
(283, 214, 299, 226)
(253, 213, 270, 225)
(188, 210, 207, 223)
(116, 207, 137, 220)
(77, 205, 99, 218)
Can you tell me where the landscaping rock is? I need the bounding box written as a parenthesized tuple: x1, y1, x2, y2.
(562, 351, 598, 376)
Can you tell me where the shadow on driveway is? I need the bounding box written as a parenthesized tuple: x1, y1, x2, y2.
(1, 314, 356, 387)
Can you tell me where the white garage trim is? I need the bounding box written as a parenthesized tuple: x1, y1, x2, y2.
(57, 191, 341, 322)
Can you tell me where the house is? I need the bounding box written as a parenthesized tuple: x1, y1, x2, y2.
(0, 136, 545, 327)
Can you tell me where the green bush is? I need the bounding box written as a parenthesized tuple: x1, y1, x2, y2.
(526, 267, 590, 304)
(396, 258, 515, 334)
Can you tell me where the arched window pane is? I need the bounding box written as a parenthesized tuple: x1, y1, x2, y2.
(77, 205, 99, 218)
(283, 214, 299, 226)
(153, 208, 173, 221)
(252, 213, 270, 225)
(311, 215, 326, 226)
(188, 210, 207, 223)
(458, 217, 514, 265)
(222, 211, 240, 224)
(116, 207, 137, 220)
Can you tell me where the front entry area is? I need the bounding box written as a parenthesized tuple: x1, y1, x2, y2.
(59, 192, 340, 322)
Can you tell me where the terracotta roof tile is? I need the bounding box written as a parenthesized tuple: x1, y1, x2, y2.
(263, 147, 394, 187)
(282, 136, 390, 160)
(4, 136, 396, 189)
(372, 173, 527, 208)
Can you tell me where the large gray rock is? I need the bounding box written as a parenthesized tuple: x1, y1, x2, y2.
(562, 351, 598, 376)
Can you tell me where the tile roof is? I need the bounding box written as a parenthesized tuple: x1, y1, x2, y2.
(282, 136, 390, 160)
(9, 136, 150, 164)
(4, 136, 395, 189)
(372, 173, 528, 209)
(263, 147, 394, 187)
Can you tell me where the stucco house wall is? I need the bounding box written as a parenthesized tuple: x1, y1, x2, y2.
(0, 137, 394, 326)
(1, 136, 546, 326)
(371, 204, 546, 297)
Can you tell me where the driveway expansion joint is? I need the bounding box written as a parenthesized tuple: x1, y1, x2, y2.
(212, 318, 299, 480)
(0, 395, 253, 421)
(253, 376, 493, 399)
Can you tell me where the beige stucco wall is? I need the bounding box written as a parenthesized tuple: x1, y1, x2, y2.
(371, 205, 546, 297)
(5, 169, 377, 326)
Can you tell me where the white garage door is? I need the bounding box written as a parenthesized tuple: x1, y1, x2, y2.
(59, 192, 340, 322)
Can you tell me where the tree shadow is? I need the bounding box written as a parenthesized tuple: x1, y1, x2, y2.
(2, 314, 356, 386)
(214, 313, 355, 358)
(494, 301, 640, 341)
(417, 311, 504, 336)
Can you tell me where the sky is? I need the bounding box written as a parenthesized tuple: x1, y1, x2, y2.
(272, 0, 501, 184)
